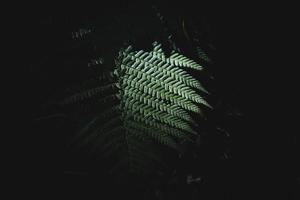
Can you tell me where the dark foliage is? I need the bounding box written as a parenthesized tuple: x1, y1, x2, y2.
(19, 2, 258, 200)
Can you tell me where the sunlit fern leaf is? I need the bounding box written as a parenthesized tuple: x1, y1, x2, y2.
(61, 42, 210, 175)
(123, 87, 193, 122)
(166, 52, 203, 70)
(120, 49, 205, 92)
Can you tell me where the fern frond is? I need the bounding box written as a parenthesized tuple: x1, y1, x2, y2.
(166, 52, 203, 70)
(127, 120, 189, 141)
(127, 111, 196, 136)
(63, 41, 211, 175)
(60, 83, 118, 105)
(77, 115, 122, 148)
(123, 87, 192, 121)
(121, 50, 203, 91)
(124, 101, 193, 133)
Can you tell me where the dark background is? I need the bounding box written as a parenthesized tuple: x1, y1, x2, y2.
(10, 2, 298, 199)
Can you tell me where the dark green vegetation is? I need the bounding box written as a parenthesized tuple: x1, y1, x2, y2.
(59, 41, 212, 175)
(26, 2, 244, 199)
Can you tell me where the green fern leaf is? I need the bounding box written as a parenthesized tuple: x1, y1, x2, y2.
(63, 42, 211, 175)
